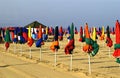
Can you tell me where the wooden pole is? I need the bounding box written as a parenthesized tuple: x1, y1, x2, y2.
(109, 47, 111, 57)
(29, 47, 32, 59)
(14, 43, 16, 53)
(54, 49, 57, 67)
(70, 54, 73, 71)
(88, 54, 91, 75)
(21, 44, 23, 56)
(40, 47, 42, 61)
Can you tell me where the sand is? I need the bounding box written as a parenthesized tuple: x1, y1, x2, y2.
(0, 34, 120, 78)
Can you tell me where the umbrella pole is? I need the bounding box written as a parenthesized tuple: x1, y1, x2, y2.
(109, 47, 111, 57)
(29, 47, 32, 59)
(21, 44, 23, 56)
(40, 47, 42, 61)
(54, 49, 57, 67)
(70, 54, 73, 71)
(88, 54, 91, 75)
(119, 63, 120, 68)
(14, 42, 16, 53)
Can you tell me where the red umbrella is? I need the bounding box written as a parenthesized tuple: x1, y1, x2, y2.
(113, 20, 120, 63)
(58, 26, 63, 41)
(27, 26, 34, 47)
(79, 26, 84, 42)
(106, 26, 113, 47)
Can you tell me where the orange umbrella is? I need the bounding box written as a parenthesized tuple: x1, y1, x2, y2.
(50, 26, 59, 52)
(83, 23, 93, 53)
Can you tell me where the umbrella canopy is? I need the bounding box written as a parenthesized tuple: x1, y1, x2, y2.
(113, 20, 120, 63)
(106, 26, 113, 47)
(50, 26, 60, 52)
(17, 27, 26, 44)
(83, 23, 92, 53)
(100, 26, 105, 40)
(58, 26, 63, 41)
(92, 27, 97, 41)
(83, 24, 99, 57)
(64, 23, 75, 54)
(22, 27, 28, 42)
(4, 28, 11, 42)
(4, 28, 11, 50)
(75, 27, 78, 34)
(36, 25, 44, 47)
(27, 26, 34, 47)
(79, 26, 85, 42)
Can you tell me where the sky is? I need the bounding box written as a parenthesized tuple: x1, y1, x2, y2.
(0, 0, 120, 28)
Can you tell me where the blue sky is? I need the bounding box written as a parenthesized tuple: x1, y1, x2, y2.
(0, 0, 120, 28)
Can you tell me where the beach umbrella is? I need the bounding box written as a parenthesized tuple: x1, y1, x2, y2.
(36, 25, 44, 47)
(13, 27, 18, 53)
(49, 27, 54, 35)
(50, 26, 60, 67)
(67, 26, 71, 41)
(2, 28, 5, 39)
(18, 27, 26, 55)
(42, 28, 46, 41)
(58, 26, 63, 41)
(50, 26, 59, 49)
(36, 25, 44, 61)
(91, 27, 99, 56)
(44, 26, 48, 40)
(113, 20, 120, 64)
(106, 26, 113, 47)
(64, 23, 75, 71)
(83, 24, 99, 74)
(83, 23, 92, 53)
(10, 30, 14, 41)
(18, 27, 26, 44)
(97, 27, 102, 36)
(83, 23, 92, 74)
(27, 26, 34, 47)
(65, 23, 75, 54)
(83, 26, 99, 56)
(106, 26, 113, 57)
(13, 27, 18, 43)
(112, 27, 115, 35)
(79, 26, 85, 42)
(32, 27, 36, 40)
(27, 26, 34, 58)
(22, 27, 28, 42)
(100, 26, 105, 40)
(4, 28, 11, 50)
(75, 27, 78, 34)
(0, 28, 3, 43)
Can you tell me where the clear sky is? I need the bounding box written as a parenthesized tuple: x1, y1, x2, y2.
(0, 0, 120, 28)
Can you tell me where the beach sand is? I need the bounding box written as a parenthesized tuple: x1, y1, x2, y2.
(0, 34, 119, 78)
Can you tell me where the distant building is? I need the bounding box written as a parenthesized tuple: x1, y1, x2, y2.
(25, 21, 47, 28)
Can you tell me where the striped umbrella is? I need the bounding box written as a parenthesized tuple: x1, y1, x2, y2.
(27, 26, 34, 47)
(79, 26, 85, 42)
(100, 26, 105, 40)
(113, 20, 120, 63)
(106, 26, 113, 47)
(65, 23, 75, 54)
(36, 25, 44, 47)
(50, 26, 60, 52)
(4, 28, 11, 50)
(58, 26, 63, 41)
